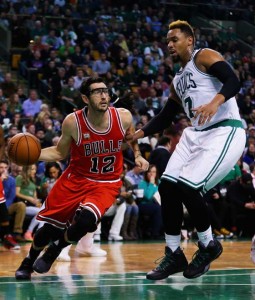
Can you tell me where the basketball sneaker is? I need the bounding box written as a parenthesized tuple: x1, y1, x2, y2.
(15, 257, 34, 280)
(108, 234, 123, 241)
(146, 246, 188, 280)
(183, 238, 223, 279)
(251, 235, 255, 264)
(220, 227, 234, 239)
(24, 231, 33, 242)
(3, 234, 20, 250)
(33, 244, 61, 273)
(213, 229, 224, 239)
(75, 243, 107, 257)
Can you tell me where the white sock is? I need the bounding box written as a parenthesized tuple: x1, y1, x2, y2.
(197, 226, 213, 247)
(165, 233, 181, 252)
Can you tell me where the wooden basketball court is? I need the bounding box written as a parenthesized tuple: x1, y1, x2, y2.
(0, 239, 254, 299)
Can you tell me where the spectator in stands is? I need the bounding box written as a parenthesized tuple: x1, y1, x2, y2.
(0, 73, 17, 98)
(29, 20, 47, 40)
(1, 160, 26, 242)
(71, 45, 86, 67)
(122, 65, 139, 88)
(138, 65, 155, 86)
(0, 88, 6, 103)
(16, 86, 27, 103)
(96, 33, 110, 54)
(243, 142, 255, 166)
(27, 50, 44, 70)
(137, 80, 151, 100)
(22, 89, 42, 118)
(108, 39, 124, 66)
(41, 29, 64, 50)
(204, 185, 233, 239)
(128, 48, 143, 69)
(227, 173, 255, 237)
(15, 164, 43, 241)
(42, 60, 58, 83)
(63, 58, 76, 79)
(92, 53, 111, 77)
(120, 163, 139, 240)
(0, 101, 12, 125)
(40, 162, 62, 202)
(73, 69, 86, 90)
(58, 38, 75, 60)
(149, 136, 171, 178)
(8, 93, 22, 115)
(50, 67, 67, 109)
(34, 111, 51, 132)
(60, 76, 80, 114)
(137, 164, 163, 239)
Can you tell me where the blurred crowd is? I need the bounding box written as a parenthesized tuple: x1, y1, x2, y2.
(0, 0, 255, 247)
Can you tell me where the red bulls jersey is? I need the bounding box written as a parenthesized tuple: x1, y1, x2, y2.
(0, 180, 5, 204)
(69, 107, 125, 182)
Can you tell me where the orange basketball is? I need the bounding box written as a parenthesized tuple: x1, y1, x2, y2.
(7, 133, 41, 166)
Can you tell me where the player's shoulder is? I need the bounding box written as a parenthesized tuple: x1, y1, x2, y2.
(62, 112, 77, 130)
(116, 107, 132, 118)
(115, 107, 132, 129)
(196, 48, 224, 63)
(195, 48, 224, 70)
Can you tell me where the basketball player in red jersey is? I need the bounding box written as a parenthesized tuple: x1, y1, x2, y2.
(15, 77, 149, 280)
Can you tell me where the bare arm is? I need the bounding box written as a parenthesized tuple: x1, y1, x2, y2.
(118, 108, 149, 171)
(39, 113, 77, 162)
(16, 186, 41, 207)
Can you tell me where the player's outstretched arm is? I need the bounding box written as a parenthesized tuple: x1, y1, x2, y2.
(39, 114, 75, 162)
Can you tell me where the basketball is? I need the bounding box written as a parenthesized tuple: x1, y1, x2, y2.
(7, 133, 41, 166)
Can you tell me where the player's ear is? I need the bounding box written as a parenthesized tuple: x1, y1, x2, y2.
(81, 93, 89, 104)
(187, 36, 193, 46)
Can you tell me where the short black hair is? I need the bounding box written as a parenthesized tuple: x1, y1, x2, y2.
(79, 77, 105, 97)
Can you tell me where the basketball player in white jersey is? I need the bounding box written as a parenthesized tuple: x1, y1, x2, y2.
(126, 20, 246, 280)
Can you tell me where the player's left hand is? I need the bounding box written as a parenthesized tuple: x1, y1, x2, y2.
(135, 155, 149, 171)
(192, 101, 219, 125)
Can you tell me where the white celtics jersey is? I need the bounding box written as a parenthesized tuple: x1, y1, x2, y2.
(172, 49, 241, 130)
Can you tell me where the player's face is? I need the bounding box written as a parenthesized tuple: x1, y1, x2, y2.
(166, 28, 193, 63)
(87, 83, 110, 112)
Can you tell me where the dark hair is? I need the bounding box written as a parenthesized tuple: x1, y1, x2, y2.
(113, 92, 135, 113)
(45, 162, 62, 178)
(144, 164, 159, 185)
(79, 77, 105, 97)
(157, 135, 170, 146)
(169, 20, 195, 46)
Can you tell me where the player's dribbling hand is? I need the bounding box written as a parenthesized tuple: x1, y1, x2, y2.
(135, 156, 149, 171)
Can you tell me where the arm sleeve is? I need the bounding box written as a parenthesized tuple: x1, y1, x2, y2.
(142, 98, 182, 137)
(208, 61, 240, 101)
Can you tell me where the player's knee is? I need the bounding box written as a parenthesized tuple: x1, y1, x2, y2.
(34, 223, 63, 247)
(67, 209, 97, 242)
